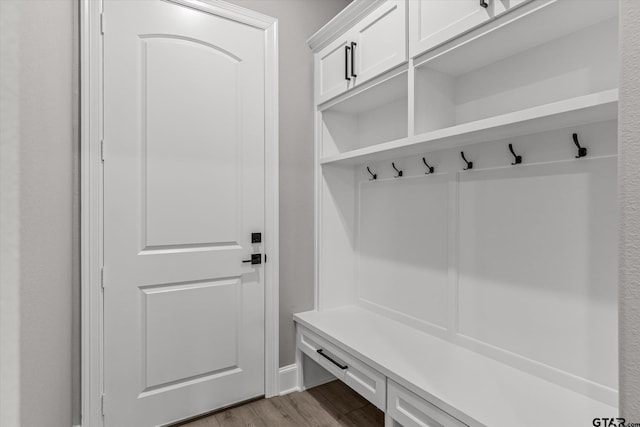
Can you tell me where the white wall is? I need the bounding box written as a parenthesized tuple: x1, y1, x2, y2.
(0, 1, 75, 426)
(619, 0, 640, 419)
(0, 0, 22, 425)
(226, 0, 351, 367)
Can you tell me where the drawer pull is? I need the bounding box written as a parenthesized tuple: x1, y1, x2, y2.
(345, 46, 351, 81)
(317, 349, 348, 370)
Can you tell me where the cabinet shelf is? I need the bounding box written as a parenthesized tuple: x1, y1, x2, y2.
(319, 89, 617, 166)
(415, 0, 618, 76)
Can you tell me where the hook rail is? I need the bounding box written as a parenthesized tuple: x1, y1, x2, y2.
(509, 144, 522, 165)
(366, 166, 377, 181)
(460, 151, 473, 170)
(573, 133, 587, 158)
(422, 157, 434, 174)
(392, 162, 403, 178)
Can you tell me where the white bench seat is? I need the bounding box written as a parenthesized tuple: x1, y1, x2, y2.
(294, 306, 617, 427)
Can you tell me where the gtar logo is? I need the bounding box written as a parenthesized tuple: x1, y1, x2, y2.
(593, 418, 626, 427)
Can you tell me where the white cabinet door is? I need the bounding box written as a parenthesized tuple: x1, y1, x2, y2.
(315, 33, 355, 105)
(103, 0, 266, 425)
(494, 0, 532, 16)
(409, 0, 494, 58)
(353, 0, 407, 86)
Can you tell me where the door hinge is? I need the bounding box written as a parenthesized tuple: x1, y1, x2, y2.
(100, 267, 105, 290)
(100, 139, 104, 163)
(101, 393, 106, 416)
(264, 254, 267, 263)
(100, 13, 105, 35)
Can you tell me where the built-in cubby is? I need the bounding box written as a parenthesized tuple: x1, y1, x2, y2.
(320, 71, 408, 157)
(302, 1, 621, 424)
(318, 119, 619, 405)
(414, 7, 618, 135)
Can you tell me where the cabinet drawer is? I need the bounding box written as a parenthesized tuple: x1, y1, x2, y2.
(296, 325, 386, 410)
(387, 380, 467, 427)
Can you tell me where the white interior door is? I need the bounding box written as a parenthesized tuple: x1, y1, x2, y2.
(102, 1, 266, 425)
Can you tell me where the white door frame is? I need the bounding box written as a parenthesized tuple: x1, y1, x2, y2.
(80, 1, 279, 425)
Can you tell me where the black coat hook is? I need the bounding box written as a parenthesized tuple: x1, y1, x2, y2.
(392, 162, 403, 178)
(508, 144, 522, 165)
(422, 157, 434, 174)
(460, 151, 473, 170)
(573, 133, 587, 158)
(366, 166, 377, 181)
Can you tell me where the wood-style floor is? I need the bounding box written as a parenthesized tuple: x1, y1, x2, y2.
(178, 380, 384, 427)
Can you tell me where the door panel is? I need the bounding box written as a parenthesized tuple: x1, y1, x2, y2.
(142, 279, 240, 389)
(316, 34, 354, 104)
(354, 0, 407, 86)
(143, 36, 241, 248)
(103, 1, 265, 425)
(409, 0, 494, 58)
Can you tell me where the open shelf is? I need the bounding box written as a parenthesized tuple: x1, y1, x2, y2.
(416, 0, 619, 76)
(320, 89, 618, 166)
(320, 70, 408, 157)
(414, 14, 618, 136)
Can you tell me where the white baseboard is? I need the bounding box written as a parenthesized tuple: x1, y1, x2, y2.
(279, 364, 299, 395)
(278, 360, 336, 395)
(301, 357, 335, 390)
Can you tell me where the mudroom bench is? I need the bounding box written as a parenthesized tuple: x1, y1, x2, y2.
(294, 307, 616, 427)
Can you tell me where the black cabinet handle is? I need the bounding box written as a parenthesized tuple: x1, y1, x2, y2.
(480, 0, 488, 8)
(345, 45, 351, 81)
(350, 42, 357, 78)
(317, 349, 348, 370)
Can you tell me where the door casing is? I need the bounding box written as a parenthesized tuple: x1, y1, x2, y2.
(79, 1, 279, 425)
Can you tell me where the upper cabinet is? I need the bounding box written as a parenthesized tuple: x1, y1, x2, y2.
(409, 0, 530, 58)
(314, 0, 407, 105)
(493, 0, 530, 16)
(315, 34, 355, 105)
(352, 1, 407, 87)
(409, 0, 493, 58)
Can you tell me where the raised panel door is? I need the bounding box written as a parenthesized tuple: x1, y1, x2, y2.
(102, 1, 266, 425)
(409, 0, 494, 58)
(316, 33, 355, 104)
(353, 0, 407, 86)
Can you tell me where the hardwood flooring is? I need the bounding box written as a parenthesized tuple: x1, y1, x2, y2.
(177, 380, 384, 427)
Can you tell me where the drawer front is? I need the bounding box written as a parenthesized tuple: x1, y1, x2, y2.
(296, 325, 386, 410)
(387, 380, 467, 427)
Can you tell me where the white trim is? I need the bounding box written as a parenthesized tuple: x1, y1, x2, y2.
(278, 365, 299, 395)
(279, 362, 337, 396)
(302, 363, 336, 390)
(164, 0, 277, 29)
(307, 0, 386, 52)
(80, 0, 104, 425)
(80, 1, 279, 425)
(263, 16, 280, 399)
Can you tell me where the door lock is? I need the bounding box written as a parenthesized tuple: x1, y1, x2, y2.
(242, 254, 262, 265)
